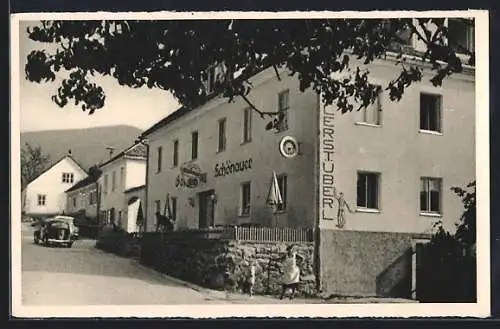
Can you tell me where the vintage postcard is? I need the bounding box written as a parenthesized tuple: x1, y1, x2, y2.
(10, 10, 490, 318)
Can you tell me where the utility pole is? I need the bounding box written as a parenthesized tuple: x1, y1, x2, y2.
(105, 146, 116, 159)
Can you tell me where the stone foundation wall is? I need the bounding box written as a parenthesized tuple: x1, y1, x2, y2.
(140, 233, 316, 296)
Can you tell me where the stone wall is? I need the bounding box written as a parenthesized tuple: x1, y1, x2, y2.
(319, 229, 415, 298)
(140, 232, 316, 297)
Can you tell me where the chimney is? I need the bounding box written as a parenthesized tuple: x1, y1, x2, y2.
(68, 149, 72, 156)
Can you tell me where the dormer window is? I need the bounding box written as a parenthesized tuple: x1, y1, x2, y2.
(448, 18, 475, 54)
(201, 63, 226, 95)
(385, 19, 414, 53)
(62, 172, 74, 184)
(202, 65, 217, 95)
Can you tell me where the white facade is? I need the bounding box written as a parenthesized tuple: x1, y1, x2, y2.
(23, 155, 88, 217)
(143, 62, 474, 235)
(143, 67, 318, 232)
(98, 144, 147, 232)
(318, 55, 475, 234)
(65, 181, 99, 219)
(142, 19, 475, 235)
(124, 185, 146, 233)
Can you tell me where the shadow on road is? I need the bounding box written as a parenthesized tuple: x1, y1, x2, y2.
(21, 234, 185, 288)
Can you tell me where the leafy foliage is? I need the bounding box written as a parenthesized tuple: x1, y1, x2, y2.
(87, 164, 102, 181)
(25, 19, 474, 129)
(418, 181, 476, 302)
(21, 142, 50, 190)
(450, 181, 476, 250)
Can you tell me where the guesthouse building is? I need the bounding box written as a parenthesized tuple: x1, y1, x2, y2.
(141, 66, 318, 232)
(140, 18, 476, 297)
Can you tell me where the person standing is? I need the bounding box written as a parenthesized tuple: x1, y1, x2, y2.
(280, 245, 301, 300)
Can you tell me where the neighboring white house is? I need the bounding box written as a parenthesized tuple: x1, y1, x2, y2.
(98, 143, 147, 232)
(22, 152, 88, 218)
(65, 173, 101, 220)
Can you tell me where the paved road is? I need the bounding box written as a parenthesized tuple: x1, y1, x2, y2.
(20, 224, 416, 308)
(22, 229, 228, 305)
(21, 224, 316, 305)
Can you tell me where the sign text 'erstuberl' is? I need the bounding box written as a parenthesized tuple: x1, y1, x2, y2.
(319, 104, 336, 221)
(214, 158, 253, 177)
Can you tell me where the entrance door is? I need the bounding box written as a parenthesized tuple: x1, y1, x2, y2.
(198, 190, 215, 229)
(110, 208, 115, 226)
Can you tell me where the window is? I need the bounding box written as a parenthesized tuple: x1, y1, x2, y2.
(277, 174, 288, 212)
(240, 182, 251, 216)
(277, 90, 290, 132)
(218, 118, 227, 152)
(173, 140, 179, 167)
(420, 177, 442, 214)
(62, 172, 74, 184)
(73, 197, 77, 208)
(191, 131, 199, 160)
(154, 200, 161, 214)
(360, 86, 382, 125)
(103, 175, 108, 194)
(243, 107, 252, 143)
(357, 172, 380, 210)
(385, 20, 413, 51)
(171, 197, 177, 221)
(420, 93, 442, 133)
(89, 190, 96, 205)
(119, 168, 124, 185)
(37, 194, 46, 206)
(156, 146, 163, 173)
(202, 65, 217, 95)
(118, 210, 122, 227)
(112, 171, 116, 191)
(448, 18, 475, 54)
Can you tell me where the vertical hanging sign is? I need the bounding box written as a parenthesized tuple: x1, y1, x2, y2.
(318, 96, 337, 227)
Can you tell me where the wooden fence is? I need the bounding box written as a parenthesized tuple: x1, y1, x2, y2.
(233, 226, 313, 242)
(152, 226, 314, 243)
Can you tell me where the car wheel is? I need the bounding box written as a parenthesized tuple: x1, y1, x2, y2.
(67, 242, 73, 248)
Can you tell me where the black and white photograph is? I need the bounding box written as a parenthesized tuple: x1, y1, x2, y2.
(10, 10, 490, 318)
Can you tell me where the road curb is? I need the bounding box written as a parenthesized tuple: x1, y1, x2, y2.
(130, 260, 227, 298)
(129, 260, 417, 304)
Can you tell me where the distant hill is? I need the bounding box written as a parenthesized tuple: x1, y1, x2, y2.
(20, 125, 143, 171)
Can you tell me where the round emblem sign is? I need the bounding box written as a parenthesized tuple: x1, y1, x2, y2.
(279, 136, 299, 158)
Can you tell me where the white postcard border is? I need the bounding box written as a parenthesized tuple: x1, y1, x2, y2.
(10, 10, 491, 318)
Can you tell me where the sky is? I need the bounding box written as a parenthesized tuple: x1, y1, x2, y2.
(18, 21, 181, 133)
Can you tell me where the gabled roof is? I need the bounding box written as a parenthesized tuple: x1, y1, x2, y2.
(25, 154, 88, 187)
(124, 184, 146, 194)
(99, 143, 147, 168)
(141, 105, 188, 138)
(140, 65, 270, 138)
(65, 173, 101, 193)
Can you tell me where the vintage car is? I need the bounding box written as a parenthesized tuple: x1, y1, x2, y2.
(33, 216, 78, 248)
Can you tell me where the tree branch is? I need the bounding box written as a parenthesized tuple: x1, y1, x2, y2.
(239, 93, 281, 119)
(240, 94, 265, 118)
(408, 21, 430, 46)
(273, 64, 281, 81)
